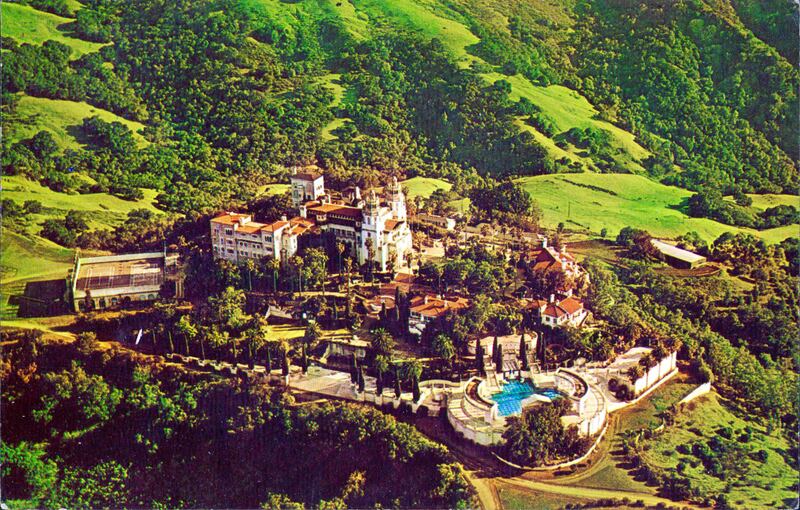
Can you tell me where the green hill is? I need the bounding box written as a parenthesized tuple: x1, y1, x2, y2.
(5, 95, 148, 150)
(516, 173, 797, 243)
(1, 175, 161, 317)
(2, 3, 107, 59)
(239, 0, 650, 173)
(2, 175, 160, 234)
(401, 177, 452, 199)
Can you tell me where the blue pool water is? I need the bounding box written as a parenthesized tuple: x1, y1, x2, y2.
(491, 380, 561, 416)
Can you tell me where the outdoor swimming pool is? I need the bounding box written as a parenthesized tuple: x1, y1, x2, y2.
(491, 380, 561, 416)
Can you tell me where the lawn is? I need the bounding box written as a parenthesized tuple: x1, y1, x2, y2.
(0, 229, 73, 284)
(744, 194, 799, 210)
(2, 3, 107, 59)
(641, 392, 798, 509)
(496, 483, 587, 510)
(239, 0, 369, 39)
(516, 173, 798, 243)
(401, 176, 452, 198)
(0, 229, 75, 320)
(6, 95, 148, 151)
(257, 183, 290, 196)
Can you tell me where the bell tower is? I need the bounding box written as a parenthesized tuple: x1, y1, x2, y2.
(386, 176, 406, 221)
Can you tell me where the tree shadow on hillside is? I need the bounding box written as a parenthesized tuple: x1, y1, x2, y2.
(666, 196, 691, 215)
(66, 123, 91, 147)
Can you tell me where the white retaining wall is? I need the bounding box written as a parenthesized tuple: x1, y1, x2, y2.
(634, 351, 677, 396)
(678, 382, 712, 405)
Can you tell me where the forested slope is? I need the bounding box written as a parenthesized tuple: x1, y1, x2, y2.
(4, 0, 796, 215)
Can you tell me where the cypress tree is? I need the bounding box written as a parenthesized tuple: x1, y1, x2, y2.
(495, 344, 504, 372)
(492, 335, 500, 367)
(539, 330, 547, 368)
(265, 346, 272, 373)
(350, 353, 358, 384)
(394, 366, 402, 399)
(281, 350, 290, 377)
(412, 375, 421, 403)
(376, 369, 384, 395)
(357, 365, 365, 392)
(301, 345, 308, 373)
(520, 332, 529, 371)
(475, 338, 485, 375)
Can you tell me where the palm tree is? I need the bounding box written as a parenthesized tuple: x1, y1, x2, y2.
(344, 258, 353, 318)
(291, 256, 304, 293)
(244, 317, 268, 369)
(265, 342, 273, 373)
(405, 360, 423, 403)
(304, 321, 322, 348)
(371, 327, 395, 357)
(206, 327, 229, 363)
(244, 258, 256, 291)
(432, 333, 455, 366)
(267, 257, 280, 294)
(176, 314, 198, 357)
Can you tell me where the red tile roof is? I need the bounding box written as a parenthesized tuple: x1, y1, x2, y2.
(308, 203, 363, 218)
(210, 212, 292, 234)
(543, 304, 568, 318)
(211, 212, 252, 226)
(409, 295, 470, 318)
(559, 296, 583, 315)
(292, 166, 323, 181)
(385, 219, 402, 231)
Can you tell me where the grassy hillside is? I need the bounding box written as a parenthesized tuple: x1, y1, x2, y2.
(5, 95, 148, 150)
(401, 176, 452, 199)
(516, 173, 797, 243)
(2, 175, 160, 235)
(239, 0, 650, 174)
(2, 3, 107, 59)
(641, 392, 798, 509)
(0, 228, 74, 284)
(1, 175, 161, 318)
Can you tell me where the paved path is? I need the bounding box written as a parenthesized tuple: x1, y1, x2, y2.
(467, 473, 502, 510)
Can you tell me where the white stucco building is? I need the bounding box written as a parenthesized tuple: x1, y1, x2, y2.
(300, 176, 413, 272)
(210, 212, 313, 264)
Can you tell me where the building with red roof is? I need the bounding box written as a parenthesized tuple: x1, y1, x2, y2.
(526, 239, 587, 296)
(210, 212, 312, 264)
(408, 294, 470, 335)
(528, 294, 588, 328)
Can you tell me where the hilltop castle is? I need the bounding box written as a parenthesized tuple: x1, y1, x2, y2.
(211, 168, 412, 273)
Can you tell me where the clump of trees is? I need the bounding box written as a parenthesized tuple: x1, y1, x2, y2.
(500, 398, 591, 466)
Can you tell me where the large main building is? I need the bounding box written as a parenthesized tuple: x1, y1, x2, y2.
(211, 169, 412, 272)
